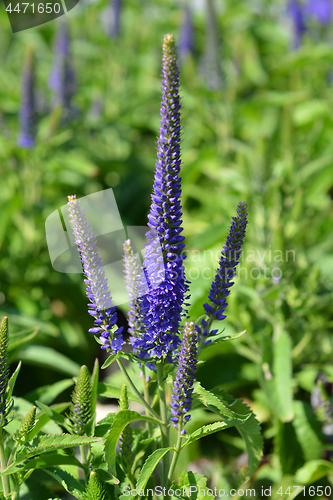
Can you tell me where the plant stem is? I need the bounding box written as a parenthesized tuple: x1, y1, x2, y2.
(168, 425, 182, 483)
(80, 444, 89, 483)
(0, 429, 9, 496)
(141, 366, 155, 440)
(117, 359, 161, 421)
(156, 362, 170, 495)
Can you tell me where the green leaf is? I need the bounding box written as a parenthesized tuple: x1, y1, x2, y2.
(43, 467, 85, 500)
(6, 361, 21, 401)
(98, 383, 141, 404)
(91, 358, 99, 416)
(101, 353, 119, 370)
(26, 403, 70, 440)
(295, 459, 333, 485)
(23, 434, 102, 458)
(237, 413, 264, 479)
(260, 328, 294, 421)
(8, 328, 39, 354)
(192, 382, 251, 423)
(208, 330, 246, 347)
(136, 448, 173, 491)
(176, 471, 209, 499)
(0, 453, 83, 476)
(13, 346, 81, 376)
(182, 421, 229, 448)
(104, 410, 159, 473)
(292, 401, 324, 461)
(36, 401, 72, 433)
(25, 379, 74, 406)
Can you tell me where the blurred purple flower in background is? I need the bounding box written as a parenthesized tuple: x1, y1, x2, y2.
(199, 0, 224, 90)
(305, 0, 332, 25)
(17, 46, 37, 149)
(102, 0, 122, 39)
(49, 21, 76, 120)
(178, 5, 194, 60)
(288, 0, 307, 48)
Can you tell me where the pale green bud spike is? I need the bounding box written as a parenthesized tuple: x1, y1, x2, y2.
(86, 471, 109, 500)
(118, 384, 132, 465)
(0, 317, 9, 427)
(119, 384, 129, 410)
(17, 406, 36, 441)
(70, 365, 92, 435)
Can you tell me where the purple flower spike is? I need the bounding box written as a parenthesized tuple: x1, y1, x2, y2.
(67, 195, 124, 354)
(170, 321, 197, 430)
(49, 22, 76, 119)
(305, 0, 332, 26)
(17, 46, 36, 149)
(288, 0, 307, 48)
(199, 202, 248, 339)
(133, 34, 189, 362)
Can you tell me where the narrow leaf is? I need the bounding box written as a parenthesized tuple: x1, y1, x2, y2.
(105, 410, 159, 473)
(91, 358, 99, 415)
(136, 448, 173, 491)
(43, 466, 85, 499)
(36, 401, 72, 432)
(6, 362, 21, 401)
(24, 434, 102, 457)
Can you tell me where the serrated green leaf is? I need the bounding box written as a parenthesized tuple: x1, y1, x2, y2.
(177, 471, 209, 499)
(36, 401, 72, 433)
(0, 452, 83, 476)
(104, 410, 159, 473)
(136, 448, 173, 491)
(237, 413, 263, 479)
(24, 434, 102, 457)
(43, 467, 85, 499)
(192, 382, 251, 423)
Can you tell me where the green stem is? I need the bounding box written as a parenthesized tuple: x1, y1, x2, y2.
(117, 359, 161, 421)
(156, 362, 170, 494)
(168, 425, 182, 483)
(80, 445, 89, 483)
(0, 429, 9, 496)
(141, 366, 155, 439)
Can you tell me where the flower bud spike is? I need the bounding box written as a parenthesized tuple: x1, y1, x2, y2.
(118, 384, 132, 465)
(0, 317, 9, 428)
(70, 365, 92, 435)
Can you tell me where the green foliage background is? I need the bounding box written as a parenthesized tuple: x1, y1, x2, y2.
(0, 0, 333, 497)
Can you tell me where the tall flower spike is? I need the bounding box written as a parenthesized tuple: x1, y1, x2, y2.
(17, 46, 36, 149)
(118, 384, 132, 464)
(199, 202, 248, 343)
(70, 365, 92, 435)
(170, 321, 197, 433)
(49, 21, 76, 120)
(134, 34, 189, 362)
(0, 317, 9, 427)
(67, 195, 124, 353)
